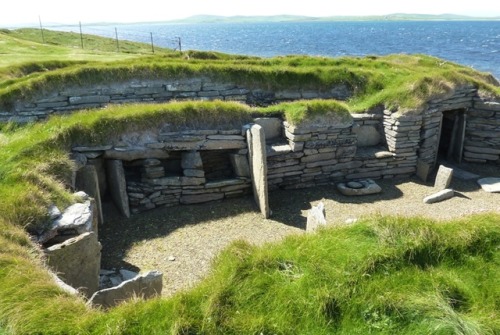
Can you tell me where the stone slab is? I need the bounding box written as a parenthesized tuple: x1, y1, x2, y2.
(423, 189, 455, 204)
(416, 160, 431, 182)
(75, 165, 103, 225)
(180, 193, 224, 204)
(45, 232, 101, 298)
(306, 202, 327, 232)
(477, 177, 500, 193)
(352, 125, 381, 147)
(106, 160, 130, 218)
(254, 117, 283, 141)
(247, 124, 270, 218)
(89, 270, 162, 309)
(181, 151, 203, 169)
(52, 200, 95, 236)
(434, 165, 453, 190)
(230, 154, 251, 177)
(337, 179, 382, 196)
(104, 148, 170, 161)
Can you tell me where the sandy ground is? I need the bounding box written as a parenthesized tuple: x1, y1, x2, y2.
(100, 162, 499, 297)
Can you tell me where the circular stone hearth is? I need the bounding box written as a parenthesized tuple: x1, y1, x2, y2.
(337, 179, 382, 196)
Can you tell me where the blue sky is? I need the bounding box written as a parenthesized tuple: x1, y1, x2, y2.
(1, 0, 499, 26)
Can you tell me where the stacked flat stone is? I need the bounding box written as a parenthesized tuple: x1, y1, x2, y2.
(141, 159, 165, 179)
(0, 78, 353, 123)
(464, 100, 500, 163)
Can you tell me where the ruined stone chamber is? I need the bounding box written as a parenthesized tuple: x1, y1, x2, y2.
(8, 77, 498, 306)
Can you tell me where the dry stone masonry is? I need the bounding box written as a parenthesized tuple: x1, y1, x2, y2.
(63, 85, 499, 218)
(0, 78, 353, 123)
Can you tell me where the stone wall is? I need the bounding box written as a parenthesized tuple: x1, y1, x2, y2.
(61, 84, 499, 216)
(0, 77, 352, 123)
(464, 99, 500, 163)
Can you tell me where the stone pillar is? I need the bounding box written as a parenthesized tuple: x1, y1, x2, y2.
(45, 232, 101, 298)
(106, 160, 130, 218)
(246, 124, 270, 218)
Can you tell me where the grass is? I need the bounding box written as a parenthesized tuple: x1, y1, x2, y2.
(1, 29, 499, 113)
(0, 28, 498, 334)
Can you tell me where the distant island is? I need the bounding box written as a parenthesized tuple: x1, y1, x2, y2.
(164, 13, 500, 24)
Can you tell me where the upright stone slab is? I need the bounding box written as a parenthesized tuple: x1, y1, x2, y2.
(45, 232, 101, 298)
(246, 124, 270, 218)
(434, 165, 453, 190)
(106, 160, 130, 218)
(89, 270, 163, 309)
(306, 202, 326, 232)
(253, 117, 282, 142)
(76, 165, 103, 225)
(416, 160, 431, 182)
(230, 154, 251, 177)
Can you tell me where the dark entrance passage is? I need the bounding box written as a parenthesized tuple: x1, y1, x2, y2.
(438, 109, 467, 163)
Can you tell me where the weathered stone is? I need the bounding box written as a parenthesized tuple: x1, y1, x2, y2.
(180, 193, 224, 204)
(181, 151, 203, 169)
(75, 165, 103, 225)
(322, 160, 363, 172)
(423, 189, 455, 204)
(145, 176, 182, 187)
(181, 177, 206, 186)
(416, 160, 431, 182)
(69, 95, 110, 105)
(463, 151, 499, 161)
(230, 154, 251, 177)
(104, 148, 170, 161)
(301, 152, 336, 164)
(201, 139, 247, 150)
(352, 125, 381, 147)
(347, 181, 364, 189)
(89, 270, 162, 309)
(73, 145, 112, 152)
(247, 124, 270, 218)
(254, 118, 282, 141)
(45, 232, 101, 298)
(205, 179, 245, 188)
(183, 169, 204, 178)
(434, 165, 453, 190)
(306, 202, 326, 232)
(143, 158, 161, 167)
(48, 205, 62, 220)
(477, 178, 500, 193)
(207, 135, 245, 140)
(106, 160, 130, 218)
(337, 179, 382, 196)
(53, 200, 95, 236)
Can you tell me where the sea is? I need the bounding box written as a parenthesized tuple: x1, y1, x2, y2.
(54, 20, 500, 79)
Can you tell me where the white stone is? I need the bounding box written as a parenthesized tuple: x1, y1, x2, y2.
(434, 165, 453, 190)
(306, 202, 326, 232)
(423, 189, 455, 204)
(477, 177, 500, 193)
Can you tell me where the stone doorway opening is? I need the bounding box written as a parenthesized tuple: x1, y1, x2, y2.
(438, 109, 467, 164)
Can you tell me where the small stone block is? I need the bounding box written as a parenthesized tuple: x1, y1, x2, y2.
(434, 165, 453, 190)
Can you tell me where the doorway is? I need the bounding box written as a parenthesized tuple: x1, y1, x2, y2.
(438, 109, 467, 163)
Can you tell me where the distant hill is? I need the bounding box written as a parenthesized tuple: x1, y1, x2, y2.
(166, 13, 500, 24)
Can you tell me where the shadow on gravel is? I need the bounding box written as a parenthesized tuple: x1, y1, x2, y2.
(101, 195, 260, 269)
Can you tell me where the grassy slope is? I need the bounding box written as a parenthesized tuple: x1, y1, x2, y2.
(0, 28, 499, 114)
(0, 29, 498, 335)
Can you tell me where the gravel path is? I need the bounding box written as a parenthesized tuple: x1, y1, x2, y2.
(101, 162, 499, 297)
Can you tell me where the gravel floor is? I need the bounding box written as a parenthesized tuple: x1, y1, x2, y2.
(100, 162, 499, 297)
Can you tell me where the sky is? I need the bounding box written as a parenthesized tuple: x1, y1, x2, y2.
(1, 0, 499, 26)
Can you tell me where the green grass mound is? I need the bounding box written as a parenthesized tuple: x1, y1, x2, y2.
(1, 213, 498, 334)
(1, 28, 499, 113)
